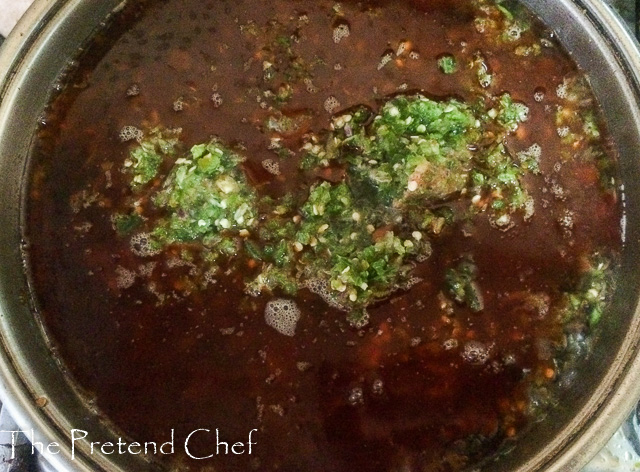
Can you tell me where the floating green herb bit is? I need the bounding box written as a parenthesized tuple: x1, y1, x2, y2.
(472, 54, 493, 88)
(495, 93, 529, 132)
(150, 139, 258, 245)
(445, 257, 484, 312)
(123, 127, 181, 188)
(557, 255, 613, 327)
(294, 182, 430, 311)
(473, 0, 531, 45)
(469, 142, 535, 227)
(331, 95, 480, 206)
(113, 213, 143, 235)
(437, 54, 458, 74)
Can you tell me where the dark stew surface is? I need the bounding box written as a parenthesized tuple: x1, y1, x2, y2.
(26, 0, 622, 470)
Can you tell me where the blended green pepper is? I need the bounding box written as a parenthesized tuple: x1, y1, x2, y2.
(119, 93, 539, 326)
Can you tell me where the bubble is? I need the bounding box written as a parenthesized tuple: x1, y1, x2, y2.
(265, 299, 301, 337)
(303, 78, 318, 94)
(347, 386, 364, 406)
(409, 51, 420, 60)
(261, 159, 280, 175)
(517, 143, 541, 168)
(558, 209, 575, 229)
(443, 338, 458, 350)
(556, 81, 568, 99)
(304, 278, 346, 311)
(211, 92, 223, 108)
(534, 87, 545, 102)
(377, 51, 393, 70)
(126, 83, 140, 97)
(115, 266, 136, 289)
(269, 404, 284, 416)
(514, 102, 530, 121)
(130, 232, 161, 257)
(333, 22, 350, 44)
(173, 97, 185, 112)
(324, 96, 341, 114)
(461, 340, 490, 365)
(523, 196, 535, 221)
(119, 125, 143, 143)
(203, 268, 218, 285)
(505, 24, 523, 41)
(396, 41, 409, 56)
(372, 379, 384, 395)
(527, 143, 541, 158)
(138, 262, 156, 278)
(403, 277, 423, 290)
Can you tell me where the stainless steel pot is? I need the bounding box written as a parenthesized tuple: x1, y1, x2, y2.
(2, 0, 640, 471)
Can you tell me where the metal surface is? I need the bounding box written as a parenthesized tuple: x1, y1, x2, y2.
(1, 0, 640, 471)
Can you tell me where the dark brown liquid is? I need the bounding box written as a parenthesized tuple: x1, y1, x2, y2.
(26, 0, 622, 470)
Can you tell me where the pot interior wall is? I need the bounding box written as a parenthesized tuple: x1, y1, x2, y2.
(0, 0, 639, 471)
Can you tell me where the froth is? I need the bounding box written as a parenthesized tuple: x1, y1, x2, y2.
(324, 96, 341, 114)
(119, 125, 143, 142)
(262, 159, 281, 175)
(130, 232, 161, 257)
(265, 299, 301, 337)
(461, 340, 490, 365)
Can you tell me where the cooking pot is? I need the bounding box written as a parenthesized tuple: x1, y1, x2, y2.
(1, 0, 640, 470)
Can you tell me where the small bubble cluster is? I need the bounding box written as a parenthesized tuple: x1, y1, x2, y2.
(303, 78, 318, 94)
(173, 97, 185, 112)
(558, 209, 575, 229)
(126, 83, 140, 97)
(265, 299, 301, 337)
(514, 102, 530, 121)
(534, 87, 545, 102)
(130, 232, 161, 257)
(119, 125, 143, 142)
(372, 379, 384, 395)
(138, 262, 156, 278)
(443, 338, 458, 350)
(261, 159, 281, 175)
(461, 340, 490, 365)
(556, 81, 568, 99)
(115, 266, 136, 289)
(377, 52, 393, 70)
(517, 143, 542, 166)
(505, 24, 523, 41)
(403, 276, 423, 290)
(324, 96, 341, 114)
(304, 278, 346, 311)
(333, 23, 350, 43)
(396, 41, 409, 56)
(211, 92, 223, 108)
(523, 196, 535, 221)
(347, 386, 364, 406)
